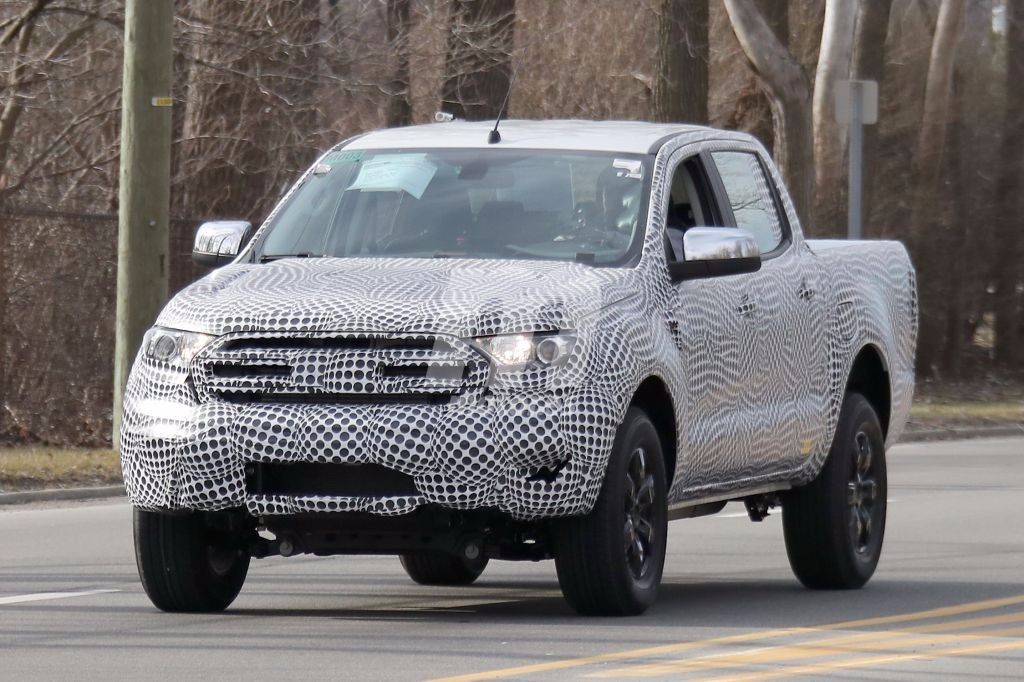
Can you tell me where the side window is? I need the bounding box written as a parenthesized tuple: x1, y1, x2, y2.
(665, 156, 718, 261)
(711, 151, 785, 254)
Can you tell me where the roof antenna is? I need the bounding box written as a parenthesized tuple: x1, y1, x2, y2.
(488, 70, 516, 144)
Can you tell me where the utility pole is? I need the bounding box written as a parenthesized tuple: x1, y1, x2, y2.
(835, 79, 878, 240)
(113, 0, 174, 444)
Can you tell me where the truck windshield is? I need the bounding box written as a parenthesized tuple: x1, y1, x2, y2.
(257, 149, 649, 266)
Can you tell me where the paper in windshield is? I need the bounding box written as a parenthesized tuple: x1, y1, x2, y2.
(348, 154, 437, 199)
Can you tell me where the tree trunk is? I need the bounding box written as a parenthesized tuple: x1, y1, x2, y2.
(850, 0, 894, 235)
(178, 1, 321, 222)
(993, 0, 1024, 368)
(652, 0, 709, 124)
(441, 0, 516, 121)
(0, 16, 38, 436)
(942, 83, 971, 380)
(723, 0, 815, 227)
(812, 0, 857, 236)
(907, 0, 967, 375)
(385, 0, 413, 127)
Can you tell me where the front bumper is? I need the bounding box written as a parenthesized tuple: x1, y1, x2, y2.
(120, 360, 619, 521)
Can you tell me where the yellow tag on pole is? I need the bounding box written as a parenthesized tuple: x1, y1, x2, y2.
(150, 96, 173, 107)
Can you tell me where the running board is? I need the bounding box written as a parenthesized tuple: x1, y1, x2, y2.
(668, 482, 791, 521)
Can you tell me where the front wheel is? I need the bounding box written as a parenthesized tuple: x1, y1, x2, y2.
(134, 509, 250, 612)
(553, 406, 668, 616)
(783, 392, 887, 589)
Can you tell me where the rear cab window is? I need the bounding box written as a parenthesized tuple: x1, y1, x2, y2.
(710, 151, 788, 256)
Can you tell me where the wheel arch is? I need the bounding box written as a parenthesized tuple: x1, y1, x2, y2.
(845, 344, 892, 438)
(629, 375, 678, 486)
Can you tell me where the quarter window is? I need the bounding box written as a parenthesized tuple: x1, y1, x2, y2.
(711, 151, 785, 254)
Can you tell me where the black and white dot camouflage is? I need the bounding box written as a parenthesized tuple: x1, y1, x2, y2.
(120, 122, 916, 521)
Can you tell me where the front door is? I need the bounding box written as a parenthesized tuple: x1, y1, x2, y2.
(664, 153, 774, 491)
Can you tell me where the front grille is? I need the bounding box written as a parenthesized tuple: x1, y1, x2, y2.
(192, 332, 487, 403)
(246, 462, 419, 498)
(218, 392, 452, 406)
(222, 336, 449, 353)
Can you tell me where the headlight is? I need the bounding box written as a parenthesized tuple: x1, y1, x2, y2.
(473, 332, 576, 370)
(142, 327, 216, 367)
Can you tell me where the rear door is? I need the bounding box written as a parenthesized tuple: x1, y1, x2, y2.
(707, 149, 825, 477)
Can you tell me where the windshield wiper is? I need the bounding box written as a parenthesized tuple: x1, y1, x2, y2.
(259, 253, 321, 263)
(431, 251, 470, 259)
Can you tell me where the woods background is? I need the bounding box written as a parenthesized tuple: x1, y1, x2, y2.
(0, 0, 1021, 447)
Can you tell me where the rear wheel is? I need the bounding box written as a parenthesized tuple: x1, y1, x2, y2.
(399, 552, 488, 586)
(553, 407, 668, 616)
(134, 509, 250, 612)
(783, 392, 887, 589)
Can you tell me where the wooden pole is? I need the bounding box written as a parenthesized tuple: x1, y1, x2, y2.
(113, 0, 173, 444)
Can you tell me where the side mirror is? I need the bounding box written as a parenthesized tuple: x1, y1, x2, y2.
(192, 220, 253, 268)
(668, 227, 761, 281)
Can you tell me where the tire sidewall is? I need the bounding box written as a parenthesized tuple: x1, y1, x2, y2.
(827, 395, 888, 584)
(600, 407, 669, 606)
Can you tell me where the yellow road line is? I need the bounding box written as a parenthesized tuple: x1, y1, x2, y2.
(592, 613, 1024, 678)
(701, 626, 1024, 682)
(429, 630, 806, 682)
(429, 594, 1024, 682)
(810, 593, 1024, 630)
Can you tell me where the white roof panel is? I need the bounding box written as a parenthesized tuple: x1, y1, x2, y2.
(345, 119, 715, 154)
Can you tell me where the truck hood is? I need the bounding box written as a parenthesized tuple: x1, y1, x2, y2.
(156, 257, 636, 337)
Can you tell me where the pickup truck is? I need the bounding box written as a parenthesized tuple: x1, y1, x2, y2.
(121, 120, 917, 616)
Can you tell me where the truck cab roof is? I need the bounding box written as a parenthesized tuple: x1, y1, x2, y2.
(345, 119, 719, 155)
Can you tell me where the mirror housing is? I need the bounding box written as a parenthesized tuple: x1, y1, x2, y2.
(192, 220, 253, 268)
(668, 227, 761, 281)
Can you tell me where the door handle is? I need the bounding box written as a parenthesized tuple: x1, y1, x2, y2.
(736, 294, 757, 317)
(798, 278, 816, 301)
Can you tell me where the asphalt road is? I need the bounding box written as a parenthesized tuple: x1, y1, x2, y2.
(1, 437, 1022, 681)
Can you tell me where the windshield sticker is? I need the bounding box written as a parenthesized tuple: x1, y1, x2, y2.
(613, 158, 643, 180)
(323, 150, 363, 164)
(348, 154, 437, 199)
(312, 163, 332, 175)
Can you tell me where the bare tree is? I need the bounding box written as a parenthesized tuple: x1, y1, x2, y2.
(723, 0, 814, 224)
(0, 0, 120, 437)
(812, 0, 857, 235)
(908, 0, 966, 374)
(385, 0, 413, 126)
(652, 0, 709, 124)
(441, 0, 516, 121)
(176, 0, 325, 223)
(993, 0, 1024, 366)
(711, 0, 786, 153)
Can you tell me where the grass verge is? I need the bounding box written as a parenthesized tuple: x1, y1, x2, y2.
(910, 401, 1024, 426)
(0, 447, 121, 493)
(1, 395, 1022, 493)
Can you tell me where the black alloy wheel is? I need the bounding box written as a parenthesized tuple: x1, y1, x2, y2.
(783, 392, 888, 589)
(554, 406, 668, 616)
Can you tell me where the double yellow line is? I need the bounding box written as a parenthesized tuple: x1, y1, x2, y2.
(431, 594, 1024, 681)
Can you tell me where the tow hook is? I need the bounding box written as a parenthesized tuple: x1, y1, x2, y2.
(249, 533, 302, 559)
(744, 494, 780, 522)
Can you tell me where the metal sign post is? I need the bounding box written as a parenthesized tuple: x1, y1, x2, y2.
(835, 80, 879, 240)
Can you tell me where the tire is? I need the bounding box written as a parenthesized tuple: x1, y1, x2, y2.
(783, 392, 887, 589)
(553, 406, 668, 616)
(134, 508, 250, 612)
(399, 552, 488, 586)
